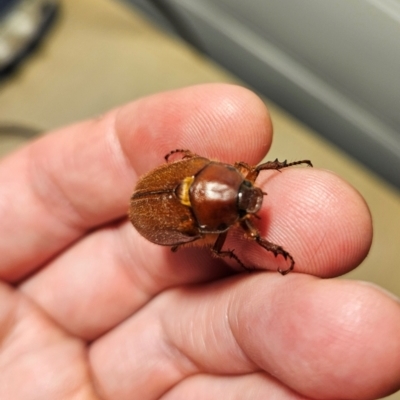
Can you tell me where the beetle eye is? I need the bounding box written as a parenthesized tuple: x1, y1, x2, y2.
(238, 181, 263, 214)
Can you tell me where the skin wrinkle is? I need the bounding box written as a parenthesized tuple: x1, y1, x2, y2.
(0, 290, 97, 399)
(119, 226, 175, 299)
(169, 283, 257, 375)
(241, 278, 284, 376)
(79, 340, 102, 400)
(19, 265, 110, 342)
(27, 113, 134, 241)
(226, 287, 257, 373)
(7, 298, 64, 355)
(180, 297, 208, 373)
(239, 276, 298, 380)
(206, 308, 226, 368)
(109, 108, 139, 187)
(132, 310, 200, 400)
(27, 141, 89, 236)
(157, 289, 211, 380)
(113, 222, 157, 308)
(164, 319, 200, 381)
(0, 290, 23, 361)
(70, 117, 135, 224)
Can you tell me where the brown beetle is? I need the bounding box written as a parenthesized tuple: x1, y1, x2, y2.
(129, 150, 312, 274)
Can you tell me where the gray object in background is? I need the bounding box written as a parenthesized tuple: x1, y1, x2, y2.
(125, 0, 400, 189)
(0, 0, 59, 73)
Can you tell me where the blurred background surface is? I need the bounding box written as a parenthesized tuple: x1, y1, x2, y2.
(0, 1, 399, 397)
(127, 0, 400, 190)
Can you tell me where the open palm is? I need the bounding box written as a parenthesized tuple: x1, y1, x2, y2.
(1, 84, 399, 399)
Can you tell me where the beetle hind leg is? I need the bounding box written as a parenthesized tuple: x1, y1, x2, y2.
(211, 232, 251, 272)
(255, 237, 294, 275)
(241, 219, 294, 275)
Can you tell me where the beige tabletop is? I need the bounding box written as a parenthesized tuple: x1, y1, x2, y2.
(0, 2, 399, 397)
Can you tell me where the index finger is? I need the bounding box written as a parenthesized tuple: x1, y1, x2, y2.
(0, 84, 271, 281)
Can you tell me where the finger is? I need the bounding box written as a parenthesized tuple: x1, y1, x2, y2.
(20, 168, 372, 340)
(89, 274, 400, 400)
(0, 84, 271, 281)
(224, 167, 372, 277)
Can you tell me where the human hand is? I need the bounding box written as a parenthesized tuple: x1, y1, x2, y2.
(1, 84, 399, 399)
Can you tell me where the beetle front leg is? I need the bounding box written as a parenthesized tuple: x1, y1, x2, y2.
(242, 158, 313, 183)
(256, 159, 313, 172)
(241, 219, 294, 275)
(211, 232, 250, 271)
(234, 161, 253, 176)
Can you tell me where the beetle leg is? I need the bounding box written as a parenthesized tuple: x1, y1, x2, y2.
(256, 159, 313, 172)
(211, 232, 250, 271)
(234, 161, 252, 175)
(234, 161, 261, 183)
(171, 244, 180, 252)
(241, 219, 294, 275)
(244, 159, 313, 183)
(165, 149, 197, 162)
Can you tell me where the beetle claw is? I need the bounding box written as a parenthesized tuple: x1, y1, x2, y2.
(165, 149, 196, 162)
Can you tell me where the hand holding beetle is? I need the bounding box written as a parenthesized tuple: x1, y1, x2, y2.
(0, 84, 399, 399)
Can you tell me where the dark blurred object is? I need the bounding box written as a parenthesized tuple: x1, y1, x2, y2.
(0, 122, 41, 137)
(0, 122, 41, 158)
(0, 0, 59, 74)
